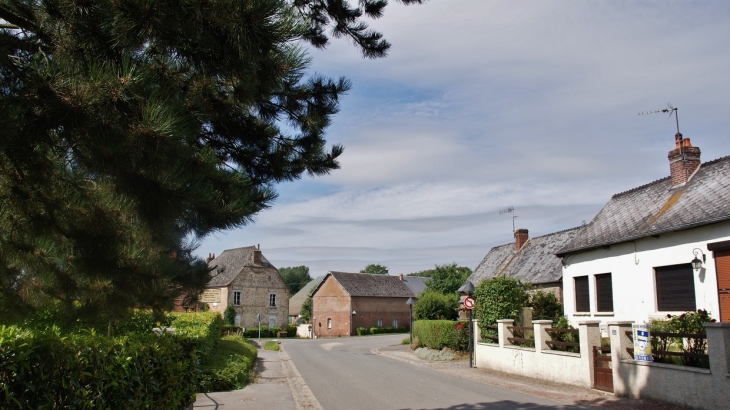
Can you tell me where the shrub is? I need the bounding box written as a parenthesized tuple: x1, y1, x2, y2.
(356, 327, 369, 336)
(473, 277, 529, 340)
(401, 337, 411, 345)
(223, 306, 237, 326)
(221, 325, 243, 336)
(198, 336, 258, 393)
(412, 320, 469, 351)
(286, 325, 297, 337)
(413, 291, 459, 320)
(529, 290, 563, 321)
(548, 316, 579, 353)
(649, 309, 714, 368)
(264, 341, 280, 351)
(169, 311, 223, 361)
(0, 326, 197, 409)
(368, 326, 408, 335)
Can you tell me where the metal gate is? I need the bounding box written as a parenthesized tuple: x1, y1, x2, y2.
(593, 346, 613, 392)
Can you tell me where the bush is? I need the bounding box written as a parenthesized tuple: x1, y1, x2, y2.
(412, 320, 469, 351)
(529, 290, 563, 321)
(169, 311, 223, 361)
(368, 326, 408, 335)
(264, 341, 280, 351)
(548, 316, 579, 353)
(356, 327, 369, 335)
(221, 325, 243, 336)
(473, 277, 529, 340)
(413, 291, 459, 320)
(198, 336, 258, 393)
(223, 306, 237, 326)
(649, 309, 714, 368)
(286, 325, 297, 337)
(0, 326, 197, 409)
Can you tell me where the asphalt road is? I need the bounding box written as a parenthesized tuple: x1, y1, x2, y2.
(282, 334, 581, 410)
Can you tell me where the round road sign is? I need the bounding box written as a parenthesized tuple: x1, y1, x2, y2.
(463, 296, 475, 309)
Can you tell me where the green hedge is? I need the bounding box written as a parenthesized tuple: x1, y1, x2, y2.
(412, 320, 469, 351)
(198, 336, 257, 393)
(0, 326, 197, 409)
(169, 311, 223, 360)
(366, 326, 408, 335)
(243, 325, 297, 338)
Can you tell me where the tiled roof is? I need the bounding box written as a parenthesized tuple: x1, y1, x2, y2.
(314, 272, 415, 298)
(206, 246, 275, 287)
(469, 227, 582, 285)
(288, 276, 324, 316)
(400, 276, 429, 296)
(558, 156, 730, 255)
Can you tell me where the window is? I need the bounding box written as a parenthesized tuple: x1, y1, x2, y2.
(327, 318, 332, 329)
(595, 273, 614, 312)
(574, 276, 590, 312)
(376, 318, 383, 327)
(392, 319, 398, 327)
(233, 291, 241, 306)
(655, 264, 696, 311)
(269, 293, 276, 307)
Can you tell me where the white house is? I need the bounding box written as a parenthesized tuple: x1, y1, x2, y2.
(557, 133, 730, 326)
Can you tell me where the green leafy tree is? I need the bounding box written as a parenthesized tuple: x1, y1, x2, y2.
(0, 0, 422, 323)
(300, 296, 312, 323)
(473, 277, 529, 338)
(412, 291, 458, 320)
(223, 306, 237, 326)
(279, 266, 312, 294)
(528, 290, 563, 321)
(424, 263, 472, 295)
(360, 264, 388, 275)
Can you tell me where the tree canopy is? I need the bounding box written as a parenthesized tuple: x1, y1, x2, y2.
(423, 263, 472, 294)
(0, 0, 422, 323)
(360, 263, 388, 275)
(279, 266, 312, 294)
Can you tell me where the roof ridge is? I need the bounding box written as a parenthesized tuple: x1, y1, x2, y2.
(699, 154, 730, 168)
(530, 225, 583, 239)
(612, 176, 669, 198)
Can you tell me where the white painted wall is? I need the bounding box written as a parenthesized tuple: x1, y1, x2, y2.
(562, 220, 730, 326)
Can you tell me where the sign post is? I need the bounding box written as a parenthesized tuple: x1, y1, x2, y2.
(464, 296, 475, 368)
(632, 323, 652, 362)
(256, 313, 262, 340)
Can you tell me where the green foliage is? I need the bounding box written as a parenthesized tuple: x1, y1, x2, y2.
(0, 0, 423, 322)
(529, 290, 563, 321)
(412, 320, 469, 351)
(264, 341, 280, 351)
(413, 291, 458, 320)
(223, 306, 237, 326)
(356, 327, 369, 335)
(424, 263, 472, 295)
(649, 309, 714, 368)
(221, 325, 243, 336)
(360, 264, 389, 275)
(368, 326, 408, 335)
(301, 297, 312, 322)
(402, 337, 411, 345)
(198, 336, 258, 393)
(0, 326, 197, 409)
(279, 266, 313, 294)
(548, 316, 579, 353)
(473, 277, 529, 337)
(169, 312, 223, 360)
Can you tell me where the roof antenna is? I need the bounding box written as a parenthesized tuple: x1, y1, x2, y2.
(639, 103, 683, 159)
(499, 206, 517, 233)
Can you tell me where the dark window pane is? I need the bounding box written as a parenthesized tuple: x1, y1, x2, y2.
(575, 276, 590, 312)
(655, 264, 696, 311)
(595, 273, 613, 312)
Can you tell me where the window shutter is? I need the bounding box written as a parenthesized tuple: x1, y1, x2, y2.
(595, 273, 613, 312)
(575, 276, 590, 312)
(655, 264, 695, 311)
(714, 249, 730, 322)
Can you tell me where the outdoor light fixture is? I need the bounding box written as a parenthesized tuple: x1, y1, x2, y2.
(457, 280, 475, 296)
(352, 310, 356, 315)
(691, 248, 706, 272)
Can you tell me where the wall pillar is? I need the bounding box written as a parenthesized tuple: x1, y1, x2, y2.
(607, 321, 633, 396)
(497, 319, 513, 348)
(578, 320, 601, 388)
(473, 319, 480, 344)
(533, 320, 553, 353)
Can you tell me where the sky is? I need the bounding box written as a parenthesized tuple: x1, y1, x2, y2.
(196, 1, 730, 277)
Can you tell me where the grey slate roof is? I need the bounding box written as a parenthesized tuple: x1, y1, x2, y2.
(469, 227, 582, 286)
(558, 156, 730, 256)
(207, 246, 275, 287)
(313, 272, 415, 298)
(288, 276, 324, 316)
(400, 276, 429, 296)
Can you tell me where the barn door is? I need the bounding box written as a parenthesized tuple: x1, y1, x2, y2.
(715, 249, 730, 322)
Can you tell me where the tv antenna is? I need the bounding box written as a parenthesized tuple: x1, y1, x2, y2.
(499, 206, 517, 233)
(638, 103, 680, 135)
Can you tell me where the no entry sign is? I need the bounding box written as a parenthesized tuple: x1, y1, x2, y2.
(463, 296, 475, 310)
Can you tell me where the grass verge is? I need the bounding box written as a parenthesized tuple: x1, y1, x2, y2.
(198, 336, 257, 392)
(264, 340, 280, 351)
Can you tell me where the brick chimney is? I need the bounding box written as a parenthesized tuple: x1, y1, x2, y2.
(206, 253, 215, 264)
(252, 249, 262, 265)
(668, 133, 701, 187)
(515, 229, 529, 251)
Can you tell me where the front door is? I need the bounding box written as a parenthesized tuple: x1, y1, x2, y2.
(269, 313, 276, 328)
(714, 249, 730, 322)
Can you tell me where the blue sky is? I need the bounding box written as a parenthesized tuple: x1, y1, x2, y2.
(197, 1, 730, 277)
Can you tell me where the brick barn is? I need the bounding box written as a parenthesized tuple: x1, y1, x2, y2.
(310, 271, 415, 337)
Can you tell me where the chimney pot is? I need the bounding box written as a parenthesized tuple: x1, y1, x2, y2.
(399, 274, 404, 281)
(206, 253, 214, 264)
(515, 229, 529, 251)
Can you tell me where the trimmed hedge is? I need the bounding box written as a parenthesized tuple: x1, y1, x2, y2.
(412, 320, 469, 351)
(243, 325, 297, 338)
(169, 311, 223, 360)
(366, 326, 408, 335)
(198, 336, 258, 393)
(0, 326, 197, 409)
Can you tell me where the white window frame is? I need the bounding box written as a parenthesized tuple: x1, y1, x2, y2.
(269, 292, 276, 307)
(233, 291, 241, 306)
(392, 319, 398, 328)
(377, 318, 383, 327)
(327, 318, 332, 329)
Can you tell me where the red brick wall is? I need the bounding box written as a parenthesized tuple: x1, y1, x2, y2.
(668, 137, 700, 187)
(351, 296, 411, 331)
(312, 276, 352, 337)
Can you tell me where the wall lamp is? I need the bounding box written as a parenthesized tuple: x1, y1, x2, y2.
(691, 248, 706, 272)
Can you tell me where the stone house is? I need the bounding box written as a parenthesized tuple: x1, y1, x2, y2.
(310, 271, 415, 337)
(557, 134, 730, 325)
(469, 227, 582, 304)
(203, 246, 289, 328)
